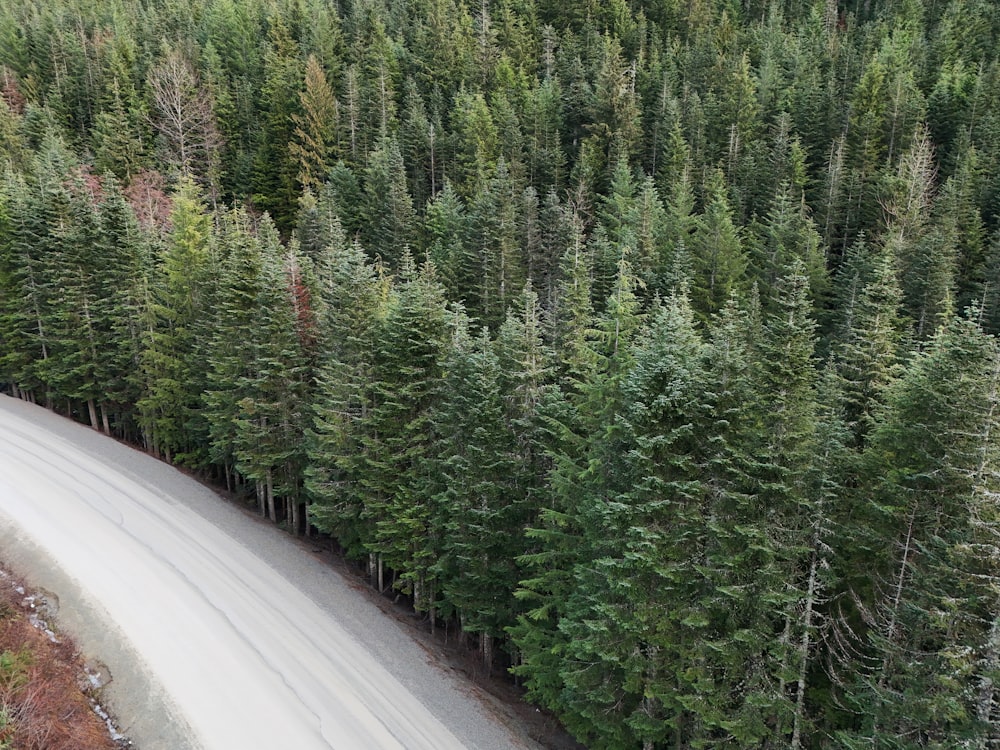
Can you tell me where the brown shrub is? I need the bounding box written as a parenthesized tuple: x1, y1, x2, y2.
(0, 580, 120, 750)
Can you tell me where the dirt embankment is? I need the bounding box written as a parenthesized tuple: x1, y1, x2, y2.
(0, 568, 125, 750)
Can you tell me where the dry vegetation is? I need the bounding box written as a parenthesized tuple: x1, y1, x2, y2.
(0, 575, 120, 750)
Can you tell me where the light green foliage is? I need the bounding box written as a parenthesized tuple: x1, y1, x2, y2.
(138, 178, 213, 463)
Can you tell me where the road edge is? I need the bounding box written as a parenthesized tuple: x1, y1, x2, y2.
(0, 513, 199, 750)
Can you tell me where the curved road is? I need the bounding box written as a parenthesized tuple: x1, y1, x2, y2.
(0, 396, 537, 750)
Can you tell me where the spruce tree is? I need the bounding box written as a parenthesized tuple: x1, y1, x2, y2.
(831, 243, 906, 448)
(361, 136, 415, 270)
(429, 314, 521, 665)
(137, 178, 213, 463)
(836, 316, 1000, 748)
(555, 287, 705, 749)
(689, 170, 748, 321)
(306, 226, 387, 561)
(356, 254, 449, 605)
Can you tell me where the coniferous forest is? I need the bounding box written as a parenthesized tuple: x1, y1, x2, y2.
(1, 0, 1000, 746)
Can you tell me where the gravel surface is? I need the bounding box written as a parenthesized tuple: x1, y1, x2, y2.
(0, 395, 542, 750)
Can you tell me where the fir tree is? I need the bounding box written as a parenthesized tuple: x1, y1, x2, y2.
(836, 316, 1000, 748)
(357, 254, 449, 604)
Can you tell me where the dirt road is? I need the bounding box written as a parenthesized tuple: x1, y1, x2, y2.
(0, 396, 538, 750)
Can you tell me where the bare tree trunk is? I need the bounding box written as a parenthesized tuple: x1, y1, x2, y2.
(266, 467, 276, 523)
(100, 403, 111, 435)
(429, 583, 436, 635)
(791, 544, 821, 749)
(482, 633, 493, 673)
(429, 123, 436, 197)
(871, 503, 919, 745)
(87, 398, 99, 430)
(883, 505, 918, 679)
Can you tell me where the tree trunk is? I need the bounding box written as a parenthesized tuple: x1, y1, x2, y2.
(266, 467, 276, 523)
(791, 543, 821, 750)
(882, 505, 917, 680)
(429, 583, 436, 635)
(482, 633, 493, 673)
(87, 398, 99, 430)
(100, 403, 111, 435)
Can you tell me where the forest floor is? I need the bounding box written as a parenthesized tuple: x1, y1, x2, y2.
(0, 567, 126, 750)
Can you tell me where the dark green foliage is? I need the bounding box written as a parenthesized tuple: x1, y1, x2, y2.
(307, 225, 387, 555)
(361, 136, 415, 270)
(355, 255, 449, 602)
(2, 1, 1000, 746)
(834, 317, 1000, 748)
(429, 314, 526, 650)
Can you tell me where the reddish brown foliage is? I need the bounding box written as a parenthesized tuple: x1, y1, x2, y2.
(0, 581, 119, 750)
(64, 165, 105, 206)
(0, 67, 25, 115)
(125, 169, 174, 232)
(287, 254, 319, 352)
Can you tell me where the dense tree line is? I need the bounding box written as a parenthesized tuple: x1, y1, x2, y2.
(1, 0, 1000, 746)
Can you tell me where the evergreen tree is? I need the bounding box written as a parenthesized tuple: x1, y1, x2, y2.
(466, 158, 526, 328)
(290, 54, 339, 192)
(836, 316, 1000, 748)
(831, 242, 906, 448)
(91, 174, 150, 433)
(229, 231, 312, 532)
(747, 182, 827, 314)
(306, 226, 387, 559)
(137, 178, 213, 463)
(251, 19, 304, 227)
(689, 170, 748, 320)
(511, 259, 642, 739)
(362, 136, 415, 270)
(356, 255, 449, 604)
(429, 314, 522, 664)
(423, 180, 470, 302)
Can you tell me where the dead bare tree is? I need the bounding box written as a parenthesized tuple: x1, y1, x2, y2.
(147, 48, 223, 202)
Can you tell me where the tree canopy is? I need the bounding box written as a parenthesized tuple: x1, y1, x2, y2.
(2, 0, 1000, 745)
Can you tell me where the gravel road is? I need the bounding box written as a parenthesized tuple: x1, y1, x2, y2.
(0, 395, 541, 750)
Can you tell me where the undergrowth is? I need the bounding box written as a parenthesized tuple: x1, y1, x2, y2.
(0, 576, 120, 750)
